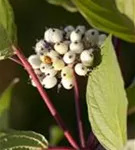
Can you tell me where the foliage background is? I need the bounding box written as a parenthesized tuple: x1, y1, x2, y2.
(0, 0, 135, 145)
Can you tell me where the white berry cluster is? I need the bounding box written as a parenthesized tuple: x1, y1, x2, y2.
(28, 25, 107, 90)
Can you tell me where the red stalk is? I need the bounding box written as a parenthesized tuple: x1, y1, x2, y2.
(73, 74, 85, 148)
(12, 45, 79, 150)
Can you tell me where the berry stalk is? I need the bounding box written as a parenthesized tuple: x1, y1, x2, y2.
(12, 45, 79, 150)
(73, 74, 85, 148)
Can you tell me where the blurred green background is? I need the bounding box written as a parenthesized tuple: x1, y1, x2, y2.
(0, 0, 135, 146)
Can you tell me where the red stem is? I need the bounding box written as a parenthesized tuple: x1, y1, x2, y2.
(12, 45, 79, 150)
(73, 74, 85, 148)
(86, 132, 99, 149)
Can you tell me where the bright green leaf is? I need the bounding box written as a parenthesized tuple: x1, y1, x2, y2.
(49, 125, 64, 145)
(115, 0, 135, 26)
(0, 78, 19, 130)
(70, 0, 135, 43)
(86, 35, 128, 150)
(46, 0, 77, 12)
(0, 130, 48, 150)
(0, 0, 17, 60)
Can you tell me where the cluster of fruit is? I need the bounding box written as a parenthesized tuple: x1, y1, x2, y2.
(28, 25, 107, 90)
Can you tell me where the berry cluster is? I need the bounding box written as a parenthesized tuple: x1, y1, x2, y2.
(28, 25, 107, 90)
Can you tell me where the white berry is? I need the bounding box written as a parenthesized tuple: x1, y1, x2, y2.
(70, 30, 82, 42)
(85, 29, 99, 46)
(44, 28, 53, 43)
(28, 55, 41, 69)
(61, 78, 74, 90)
(61, 66, 73, 79)
(80, 49, 94, 67)
(47, 50, 59, 61)
(45, 67, 57, 77)
(98, 34, 107, 46)
(64, 25, 74, 39)
(74, 63, 88, 76)
(76, 25, 86, 34)
(53, 59, 65, 71)
(40, 63, 51, 73)
(42, 76, 57, 89)
(63, 51, 76, 64)
(54, 42, 68, 55)
(70, 42, 84, 54)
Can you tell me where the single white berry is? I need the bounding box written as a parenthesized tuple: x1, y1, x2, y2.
(85, 29, 99, 46)
(54, 42, 68, 55)
(44, 28, 53, 43)
(64, 25, 75, 39)
(40, 63, 51, 73)
(70, 41, 84, 54)
(123, 140, 135, 150)
(28, 55, 41, 69)
(45, 28, 63, 43)
(76, 25, 86, 34)
(42, 76, 57, 89)
(64, 25, 74, 33)
(53, 59, 65, 71)
(47, 50, 59, 61)
(61, 66, 73, 79)
(80, 49, 94, 67)
(70, 30, 82, 42)
(98, 34, 107, 46)
(61, 78, 74, 90)
(63, 51, 76, 64)
(74, 63, 88, 76)
(45, 67, 57, 77)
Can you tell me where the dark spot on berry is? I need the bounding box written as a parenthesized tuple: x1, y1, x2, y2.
(74, 41, 78, 44)
(52, 29, 55, 32)
(75, 29, 80, 33)
(40, 52, 44, 55)
(69, 55, 72, 59)
(57, 43, 60, 45)
(91, 31, 95, 35)
(41, 47, 44, 51)
(69, 84, 72, 87)
(63, 73, 66, 76)
(82, 67, 84, 70)
(42, 66, 45, 69)
(90, 53, 93, 57)
(47, 73, 50, 76)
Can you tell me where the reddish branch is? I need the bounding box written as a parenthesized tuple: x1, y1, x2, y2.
(73, 74, 85, 148)
(12, 45, 79, 150)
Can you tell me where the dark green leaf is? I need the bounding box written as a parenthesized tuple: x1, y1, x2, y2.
(0, 0, 17, 60)
(49, 125, 64, 145)
(46, 0, 77, 12)
(70, 0, 135, 43)
(0, 78, 19, 130)
(0, 130, 48, 150)
(86, 35, 128, 150)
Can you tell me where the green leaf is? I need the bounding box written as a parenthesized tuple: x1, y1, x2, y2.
(49, 125, 64, 145)
(0, 0, 17, 60)
(0, 78, 19, 130)
(70, 0, 135, 43)
(115, 0, 135, 26)
(46, 0, 77, 12)
(0, 130, 48, 150)
(86, 35, 128, 150)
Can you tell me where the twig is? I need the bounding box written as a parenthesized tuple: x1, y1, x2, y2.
(73, 74, 85, 148)
(12, 45, 80, 150)
(86, 132, 99, 149)
(9, 57, 23, 66)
